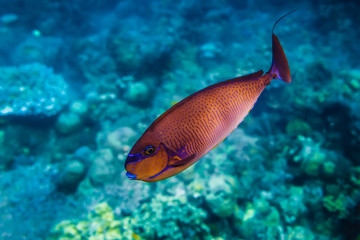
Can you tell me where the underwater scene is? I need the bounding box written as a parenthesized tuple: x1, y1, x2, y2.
(0, 0, 360, 239)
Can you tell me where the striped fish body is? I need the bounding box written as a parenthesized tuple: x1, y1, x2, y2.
(125, 30, 292, 182)
(126, 71, 274, 182)
(152, 71, 268, 164)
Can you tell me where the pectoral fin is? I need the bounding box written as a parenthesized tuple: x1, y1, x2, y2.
(168, 153, 197, 167)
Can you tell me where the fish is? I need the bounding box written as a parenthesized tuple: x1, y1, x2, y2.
(125, 12, 294, 182)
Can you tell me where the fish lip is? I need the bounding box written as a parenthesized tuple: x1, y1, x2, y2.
(126, 172, 137, 180)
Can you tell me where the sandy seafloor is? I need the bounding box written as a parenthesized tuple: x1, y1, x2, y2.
(0, 0, 360, 239)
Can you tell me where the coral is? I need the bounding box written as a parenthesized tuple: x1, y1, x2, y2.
(303, 183, 324, 209)
(105, 127, 137, 152)
(0, 161, 74, 239)
(124, 81, 151, 106)
(350, 166, 360, 186)
(88, 149, 117, 186)
(55, 101, 89, 135)
(134, 194, 211, 239)
(56, 160, 86, 193)
(323, 194, 350, 219)
(286, 226, 315, 240)
(291, 136, 332, 177)
(75, 38, 118, 87)
(0, 63, 69, 116)
(234, 199, 282, 239)
(322, 161, 336, 176)
(279, 186, 307, 224)
(347, 69, 360, 90)
(48, 202, 138, 240)
(0, 2, 359, 240)
(107, 15, 175, 76)
(286, 119, 312, 136)
(69, 101, 89, 117)
(107, 38, 143, 74)
(205, 175, 238, 218)
(103, 181, 150, 214)
(301, 151, 326, 176)
(50, 196, 211, 240)
(56, 112, 83, 135)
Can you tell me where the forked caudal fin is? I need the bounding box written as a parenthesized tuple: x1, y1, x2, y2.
(268, 10, 296, 83)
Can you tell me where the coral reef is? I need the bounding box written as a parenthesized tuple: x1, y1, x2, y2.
(0, 63, 69, 117)
(134, 194, 210, 239)
(49, 196, 211, 240)
(0, 1, 359, 239)
(48, 202, 137, 240)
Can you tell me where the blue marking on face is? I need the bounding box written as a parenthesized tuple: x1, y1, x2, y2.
(125, 153, 143, 165)
(126, 172, 137, 180)
(125, 145, 163, 167)
(125, 143, 170, 180)
(147, 166, 173, 180)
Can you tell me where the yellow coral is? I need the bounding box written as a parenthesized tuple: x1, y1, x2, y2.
(48, 202, 137, 240)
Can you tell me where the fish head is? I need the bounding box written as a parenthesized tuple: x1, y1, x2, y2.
(125, 142, 169, 182)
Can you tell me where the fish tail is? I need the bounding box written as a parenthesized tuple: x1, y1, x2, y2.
(268, 10, 296, 83)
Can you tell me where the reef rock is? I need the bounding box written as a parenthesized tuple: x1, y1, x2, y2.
(56, 160, 86, 193)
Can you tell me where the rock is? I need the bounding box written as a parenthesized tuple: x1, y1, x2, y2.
(56, 112, 83, 135)
(88, 149, 116, 186)
(69, 101, 88, 117)
(124, 81, 151, 106)
(286, 119, 312, 136)
(57, 160, 86, 193)
(106, 127, 137, 151)
(73, 146, 92, 164)
(107, 38, 142, 73)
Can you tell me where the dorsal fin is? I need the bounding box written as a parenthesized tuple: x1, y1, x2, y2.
(268, 10, 297, 83)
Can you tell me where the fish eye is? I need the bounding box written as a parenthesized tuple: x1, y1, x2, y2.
(144, 145, 155, 155)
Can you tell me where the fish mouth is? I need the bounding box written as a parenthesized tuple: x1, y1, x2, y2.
(125, 153, 142, 180)
(126, 172, 137, 180)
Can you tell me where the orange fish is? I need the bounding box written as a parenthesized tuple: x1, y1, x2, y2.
(125, 13, 293, 182)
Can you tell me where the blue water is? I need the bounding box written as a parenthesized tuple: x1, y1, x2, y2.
(0, 1, 359, 239)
